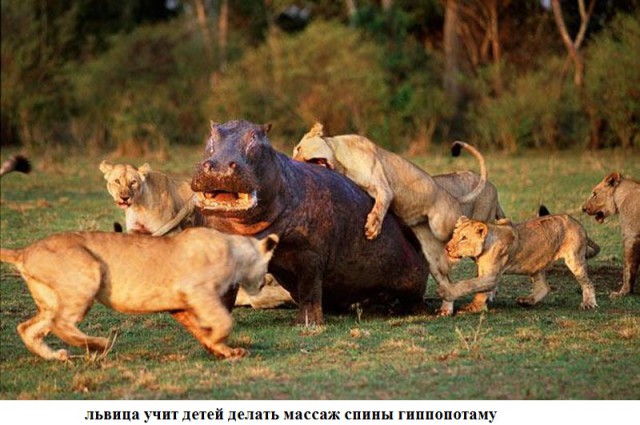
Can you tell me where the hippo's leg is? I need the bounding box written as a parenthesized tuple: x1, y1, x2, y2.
(292, 253, 325, 326)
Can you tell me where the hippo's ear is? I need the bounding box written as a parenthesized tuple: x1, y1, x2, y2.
(210, 121, 221, 140)
(261, 123, 272, 134)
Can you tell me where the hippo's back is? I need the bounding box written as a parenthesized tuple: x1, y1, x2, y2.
(271, 158, 429, 310)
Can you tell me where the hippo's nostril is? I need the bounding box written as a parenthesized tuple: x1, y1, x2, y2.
(229, 161, 237, 170)
(203, 160, 216, 172)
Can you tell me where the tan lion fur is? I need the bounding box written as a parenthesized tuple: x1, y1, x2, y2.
(99, 160, 194, 234)
(235, 274, 295, 309)
(108, 160, 294, 310)
(440, 215, 598, 311)
(0, 229, 278, 361)
(292, 122, 505, 315)
(583, 172, 640, 297)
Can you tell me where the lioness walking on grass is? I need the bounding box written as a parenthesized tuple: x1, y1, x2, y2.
(1, 229, 278, 361)
(583, 172, 640, 297)
(99, 160, 195, 234)
(440, 215, 598, 311)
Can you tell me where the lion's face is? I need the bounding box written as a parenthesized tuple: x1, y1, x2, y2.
(445, 217, 488, 260)
(583, 172, 620, 223)
(99, 161, 149, 209)
(292, 131, 336, 170)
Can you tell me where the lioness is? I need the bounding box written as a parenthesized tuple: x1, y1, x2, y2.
(0, 154, 31, 177)
(99, 160, 195, 234)
(583, 172, 640, 297)
(440, 215, 598, 311)
(0, 228, 278, 361)
(292, 122, 505, 315)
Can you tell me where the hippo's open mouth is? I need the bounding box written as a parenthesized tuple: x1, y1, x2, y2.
(195, 189, 258, 211)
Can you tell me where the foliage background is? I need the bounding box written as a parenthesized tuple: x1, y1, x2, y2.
(1, 0, 639, 156)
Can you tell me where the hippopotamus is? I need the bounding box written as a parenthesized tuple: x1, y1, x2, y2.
(191, 120, 429, 324)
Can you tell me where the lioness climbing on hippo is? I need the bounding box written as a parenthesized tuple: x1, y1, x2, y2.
(189, 120, 429, 325)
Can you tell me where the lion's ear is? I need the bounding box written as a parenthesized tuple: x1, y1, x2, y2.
(605, 172, 622, 187)
(476, 222, 488, 238)
(311, 122, 324, 136)
(138, 163, 152, 179)
(99, 160, 113, 177)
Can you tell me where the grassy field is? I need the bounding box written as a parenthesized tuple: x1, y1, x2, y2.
(0, 145, 639, 400)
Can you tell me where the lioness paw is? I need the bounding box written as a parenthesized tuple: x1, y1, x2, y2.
(580, 301, 598, 310)
(225, 347, 248, 360)
(365, 213, 382, 240)
(211, 344, 247, 360)
(435, 301, 454, 317)
(54, 349, 70, 362)
(516, 296, 536, 307)
(609, 288, 630, 299)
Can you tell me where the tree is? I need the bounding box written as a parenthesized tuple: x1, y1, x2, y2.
(551, 0, 602, 148)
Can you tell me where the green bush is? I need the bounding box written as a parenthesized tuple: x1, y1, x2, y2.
(207, 20, 390, 148)
(69, 21, 211, 155)
(585, 13, 640, 148)
(467, 60, 587, 151)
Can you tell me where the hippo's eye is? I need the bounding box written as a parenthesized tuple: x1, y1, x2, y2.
(244, 130, 261, 154)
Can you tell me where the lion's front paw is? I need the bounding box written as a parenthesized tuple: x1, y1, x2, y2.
(436, 301, 454, 317)
(211, 344, 247, 360)
(609, 287, 630, 299)
(225, 347, 248, 360)
(365, 213, 382, 240)
(54, 349, 70, 361)
(580, 300, 598, 310)
(516, 296, 536, 307)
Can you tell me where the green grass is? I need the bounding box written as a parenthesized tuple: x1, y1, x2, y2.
(1, 146, 639, 400)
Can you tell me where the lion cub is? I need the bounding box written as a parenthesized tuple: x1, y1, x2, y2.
(583, 172, 640, 297)
(99, 161, 194, 234)
(1, 229, 278, 361)
(440, 215, 598, 311)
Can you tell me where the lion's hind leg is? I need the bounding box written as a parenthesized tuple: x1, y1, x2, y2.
(51, 307, 109, 353)
(17, 279, 69, 361)
(517, 272, 550, 307)
(564, 252, 598, 309)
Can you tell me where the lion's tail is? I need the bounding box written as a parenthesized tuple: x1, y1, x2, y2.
(451, 141, 487, 204)
(586, 239, 601, 259)
(0, 248, 23, 266)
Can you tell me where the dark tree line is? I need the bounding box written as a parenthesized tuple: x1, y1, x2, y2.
(1, 0, 638, 154)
